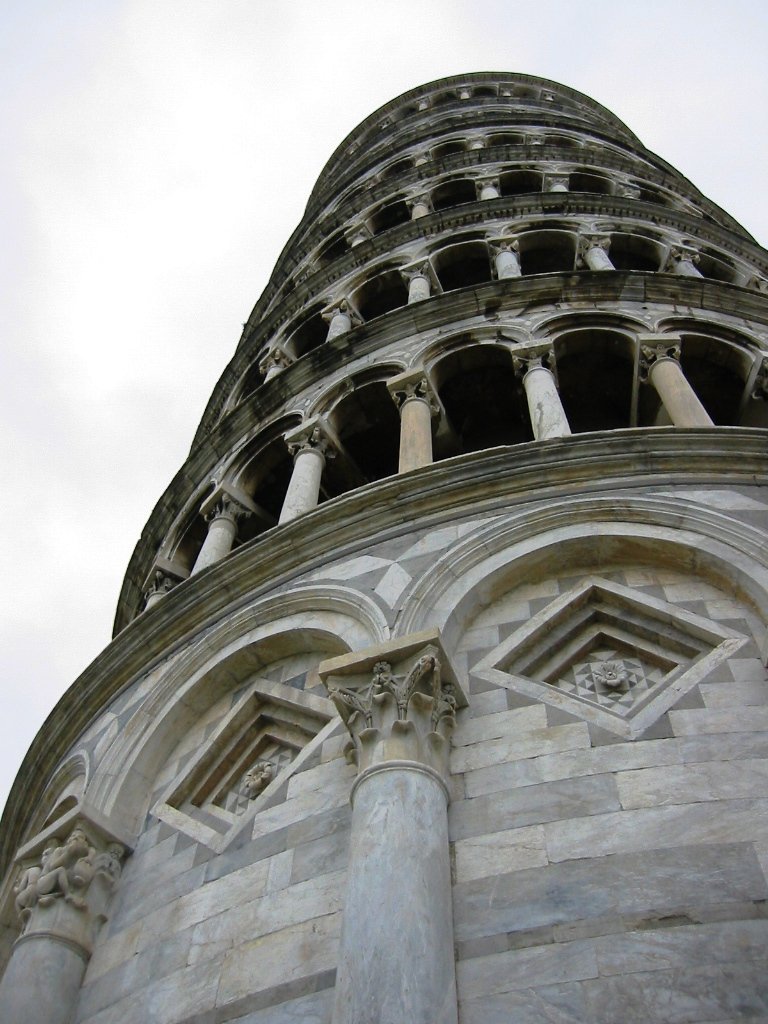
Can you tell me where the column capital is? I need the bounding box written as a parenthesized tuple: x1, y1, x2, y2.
(475, 177, 500, 200)
(512, 346, 556, 379)
(386, 367, 439, 415)
(13, 822, 127, 956)
(399, 261, 433, 286)
(319, 630, 467, 781)
(406, 194, 433, 216)
(321, 299, 360, 327)
(343, 222, 372, 248)
(664, 246, 700, 271)
(488, 237, 519, 256)
(258, 344, 294, 378)
(205, 493, 252, 525)
(638, 334, 682, 381)
(543, 172, 569, 191)
(143, 569, 177, 604)
(284, 417, 336, 460)
(620, 183, 641, 199)
(578, 233, 611, 257)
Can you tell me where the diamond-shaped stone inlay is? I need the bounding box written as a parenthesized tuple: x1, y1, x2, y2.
(153, 678, 334, 847)
(472, 577, 747, 737)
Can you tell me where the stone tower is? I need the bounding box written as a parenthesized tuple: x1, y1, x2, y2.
(2, 72, 768, 1024)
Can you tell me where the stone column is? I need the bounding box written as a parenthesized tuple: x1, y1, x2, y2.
(513, 351, 571, 439)
(640, 338, 714, 427)
(320, 633, 466, 1024)
(344, 223, 372, 248)
(387, 369, 438, 473)
(476, 177, 500, 201)
(579, 235, 614, 271)
(543, 173, 569, 193)
(279, 419, 332, 523)
(143, 570, 177, 611)
(401, 264, 432, 304)
(492, 240, 521, 279)
(408, 195, 432, 220)
(191, 495, 251, 575)
(258, 344, 294, 382)
(0, 827, 125, 1024)
(324, 302, 354, 341)
(666, 247, 703, 277)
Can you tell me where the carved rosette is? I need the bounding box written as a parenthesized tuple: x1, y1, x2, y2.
(325, 646, 458, 779)
(13, 824, 126, 954)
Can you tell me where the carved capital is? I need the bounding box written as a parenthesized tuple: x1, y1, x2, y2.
(543, 173, 569, 191)
(639, 336, 681, 381)
(512, 347, 555, 379)
(319, 632, 467, 781)
(258, 345, 294, 378)
(206, 494, 252, 525)
(286, 419, 335, 460)
(665, 246, 700, 270)
(344, 223, 372, 248)
(144, 570, 177, 602)
(578, 234, 611, 257)
(489, 238, 520, 257)
(13, 824, 126, 954)
(406, 194, 433, 215)
(387, 368, 439, 416)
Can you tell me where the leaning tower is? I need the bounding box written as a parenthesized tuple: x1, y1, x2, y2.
(2, 72, 768, 1024)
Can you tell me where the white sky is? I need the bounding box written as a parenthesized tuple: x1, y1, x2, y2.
(1, 0, 767, 816)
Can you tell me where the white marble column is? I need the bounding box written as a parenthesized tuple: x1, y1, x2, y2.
(403, 265, 431, 304)
(493, 241, 521, 279)
(667, 247, 703, 277)
(191, 496, 251, 575)
(514, 353, 571, 439)
(258, 344, 293, 382)
(408, 196, 432, 220)
(387, 369, 438, 472)
(544, 173, 569, 193)
(143, 570, 177, 611)
(579, 235, 614, 271)
(641, 339, 714, 427)
(320, 635, 466, 1024)
(476, 177, 500, 201)
(324, 303, 353, 341)
(279, 420, 332, 523)
(0, 827, 125, 1024)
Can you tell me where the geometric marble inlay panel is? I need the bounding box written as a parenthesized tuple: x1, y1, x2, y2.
(152, 678, 335, 848)
(472, 577, 747, 737)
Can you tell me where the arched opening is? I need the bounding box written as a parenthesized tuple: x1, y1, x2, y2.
(238, 434, 296, 525)
(432, 344, 529, 456)
(172, 510, 210, 574)
(608, 233, 663, 271)
(431, 178, 477, 211)
(316, 232, 350, 268)
(327, 379, 401, 486)
(488, 132, 524, 147)
(285, 305, 327, 359)
(433, 241, 492, 291)
(569, 171, 613, 195)
(637, 185, 671, 208)
(554, 329, 635, 432)
(695, 249, 738, 284)
(370, 198, 410, 235)
(432, 140, 466, 159)
(350, 269, 408, 321)
(519, 230, 577, 275)
(382, 157, 414, 180)
(680, 335, 748, 424)
(500, 169, 542, 196)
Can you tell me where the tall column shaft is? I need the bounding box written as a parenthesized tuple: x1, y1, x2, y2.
(523, 365, 571, 439)
(279, 446, 325, 523)
(0, 934, 87, 1024)
(191, 514, 238, 575)
(333, 766, 456, 1024)
(649, 357, 714, 427)
(398, 396, 433, 472)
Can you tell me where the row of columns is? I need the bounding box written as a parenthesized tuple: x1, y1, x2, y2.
(146, 336, 714, 602)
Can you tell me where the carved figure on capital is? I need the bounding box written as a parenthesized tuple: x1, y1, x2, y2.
(206, 494, 252, 527)
(388, 371, 439, 417)
(287, 423, 335, 461)
(512, 347, 555, 378)
(639, 340, 681, 381)
(14, 827, 125, 926)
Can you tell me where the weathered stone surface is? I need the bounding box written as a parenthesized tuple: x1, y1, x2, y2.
(454, 825, 548, 882)
(617, 758, 768, 808)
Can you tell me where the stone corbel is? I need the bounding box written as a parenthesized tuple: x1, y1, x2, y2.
(319, 630, 467, 783)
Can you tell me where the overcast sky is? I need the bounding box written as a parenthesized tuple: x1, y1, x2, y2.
(1, 0, 767, 816)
